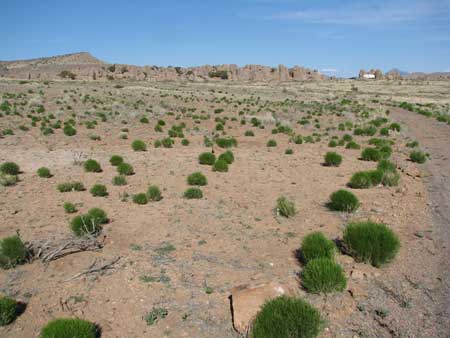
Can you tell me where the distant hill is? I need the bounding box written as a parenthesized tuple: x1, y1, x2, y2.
(388, 68, 410, 77)
(0, 52, 326, 82)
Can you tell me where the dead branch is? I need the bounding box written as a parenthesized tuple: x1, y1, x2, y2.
(64, 256, 121, 282)
(26, 235, 105, 264)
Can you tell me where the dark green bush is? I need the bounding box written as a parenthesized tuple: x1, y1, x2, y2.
(181, 139, 189, 146)
(361, 148, 381, 161)
(112, 175, 127, 186)
(133, 193, 148, 205)
(70, 209, 107, 236)
(324, 152, 342, 167)
(109, 155, 124, 166)
(0, 162, 19, 175)
(285, 148, 294, 155)
(117, 163, 134, 175)
(90, 184, 108, 197)
(410, 151, 427, 164)
(37, 167, 51, 178)
(0, 236, 27, 269)
(63, 125, 76, 136)
(40, 318, 98, 338)
(218, 150, 234, 164)
(0, 296, 18, 326)
(84, 159, 102, 173)
(345, 141, 360, 150)
(267, 139, 277, 147)
(216, 137, 237, 148)
(63, 202, 77, 213)
(132, 139, 147, 151)
(302, 258, 347, 293)
(349, 171, 372, 189)
(301, 232, 335, 263)
(245, 130, 255, 136)
(328, 140, 337, 148)
(343, 221, 400, 267)
(199, 152, 216, 165)
(187, 172, 207, 186)
(251, 296, 323, 338)
(57, 182, 85, 192)
(328, 190, 359, 212)
(390, 122, 401, 132)
(184, 188, 203, 199)
(213, 159, 229, 172)
(147, 185, 162, 201)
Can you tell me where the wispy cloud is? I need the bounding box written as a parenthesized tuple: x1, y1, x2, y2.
(268, 1, 450, 25)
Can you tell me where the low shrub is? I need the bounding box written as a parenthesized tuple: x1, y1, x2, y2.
(324, 152, 342, 167)
(57, 182, 85, 192)
(345, 141, 360, 150)
(109, 155, 124, 166)
(216, 137, 237, 148)
(199, 152, 216, 165)
(187, 172, 207, 186)
(0, 296, 18, 326)
(301, 232, 336, 263)
(276, 196, 296, 218)
(0, 235, 27, 269)
(285, 148, 293, 155)
(328, 140, 337, 147)
(360, 148, 381, 162)
(0, 162, 19, 176)
(0, 173, 18, 187)
(112, 175, 127, 186)
(40, 318, 98, 338)
(63, 202, 77, 213)
(184, 188, 203, 199)
(349, 171, 372, 189)
(251, 296, 323, 338)
(70, 209, 107, 236)
(266, 139, 277, 147)
(63, 125, 76, 136)
(302, 258, 347, 293)
(343, 221, 400, 267)
(218, 150, 234, 164)
(133, 193, 148, 205)
(37, 167, 51, 178)
(117, 163, 134, 175)
(90, 184, 108, 197)
(181, 139, 189, 146)
(213, 159, 229, 172)
(245, 130, 254, 136)
(328, 190, 359, 212)
(84, 159, 102, 173)
(147, 185, 162, 201)
(410, 151, 427, 164)
(132, 139, 147, 151)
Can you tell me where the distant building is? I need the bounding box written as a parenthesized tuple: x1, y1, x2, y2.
(359, 69, 383, 80)
(363, 73, 376, 79)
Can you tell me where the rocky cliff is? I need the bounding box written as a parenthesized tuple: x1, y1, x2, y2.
(0, 52, 326, 82)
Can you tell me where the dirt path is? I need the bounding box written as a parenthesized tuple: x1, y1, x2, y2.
(391, 108, 450, 337)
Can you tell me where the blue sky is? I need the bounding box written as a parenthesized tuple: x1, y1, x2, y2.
(2, 0, 450, 77)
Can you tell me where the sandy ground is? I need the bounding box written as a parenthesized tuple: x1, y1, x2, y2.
(0, 79, 449, 338)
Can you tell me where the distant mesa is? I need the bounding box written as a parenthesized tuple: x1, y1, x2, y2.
(359, 68, 450, 81)
(0, 52, 326, 82)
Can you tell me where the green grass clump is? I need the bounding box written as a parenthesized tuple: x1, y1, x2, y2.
(117, 163, 134, 175)
(145, 307, 168, 326)
(0, 162, 19, 175)
(285, 148, 293, 155)
(40, 318, 98, 338)
(147, 185, 162, 201)
(301, 232, 336, 263)
(245, 130, 255, 136)
(213, 159, 229, 172)
(84, 159, 102, 173)
(0, 297, 18, 326)
(410, 151, 427, 164)
(349, 171, 372, 189)
(324, 152, 342, 167)
(90, 184, 108, 197)
(345, 141, 360, 150)
(276, 196, 296, 218)
(181, 139, 189, 146)
(215, 137, 237, 148)
(0, 173, 18, 187)
(328, 140, 337, 147)
(218, 150, 234, 164)
(70, 208, 107, 236)
(109, 155, 124, 166)
(63, 202, 77, 214)
(328, 190, 359, 212)
(360, 148, 381, 162)
(0, 236, 27, 269)
(266, 139, 277, 147)
(112, 175, 127, 186)
(63, 125, 76, 136)
(251, 296, 323, 338)
(132, 139, 147, 151)
(302, 258, 347, 294)
(37, 167, 51, 178)
(199, 152, 216, 165)
(57, 182, 85, 192)
(187, 172, 207, 186)
(184, 188, 203, 199)
(343, 221, 400, 267)
(133, 193, 148, 205)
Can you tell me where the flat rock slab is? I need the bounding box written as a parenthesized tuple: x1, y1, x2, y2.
(230, 282, 296, 333)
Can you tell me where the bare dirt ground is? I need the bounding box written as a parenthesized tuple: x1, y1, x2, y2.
(0, 79, 449, 338)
